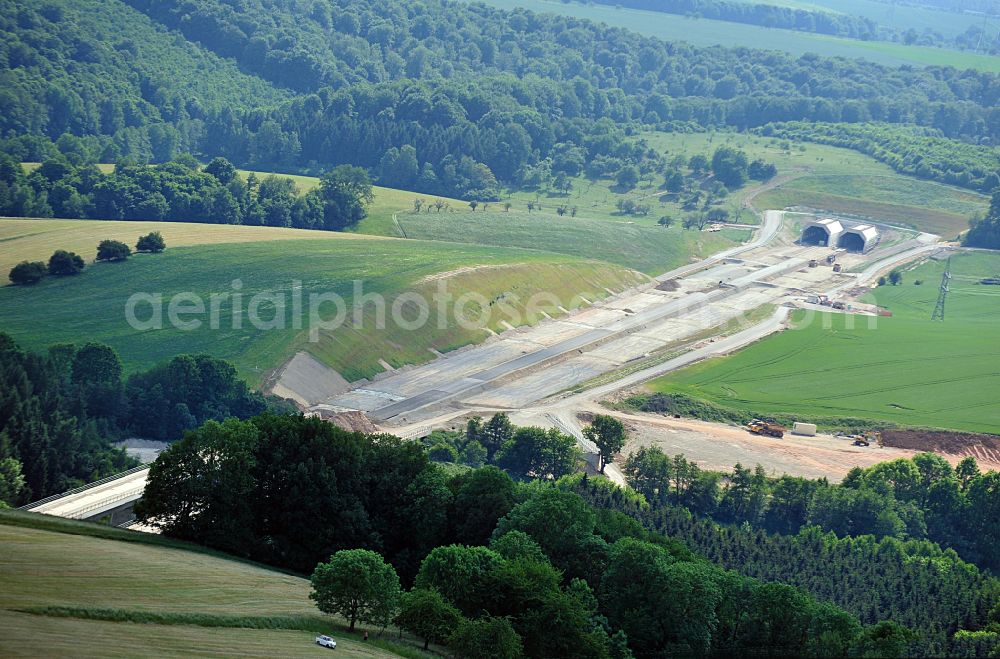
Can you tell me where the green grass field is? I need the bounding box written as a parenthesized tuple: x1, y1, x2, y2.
(0, 222, 644, 383)
(644, 252, 1000, 434)
(0, 511, 413, 658)
(469, 0, 1000, 72)
(641, 132, 989, 236)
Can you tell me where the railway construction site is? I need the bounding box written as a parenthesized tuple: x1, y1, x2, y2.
(288, 210, 958, 480)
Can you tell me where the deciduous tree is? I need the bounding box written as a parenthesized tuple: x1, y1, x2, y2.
(584, 414, 626, 473)
(310, 549, 402, 631)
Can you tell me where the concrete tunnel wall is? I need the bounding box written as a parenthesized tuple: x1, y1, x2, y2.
(837, 225, 879, 253)
(800, 219, 843, 247)
(801, 225, 831, 246)
(838, 232, 866, 252)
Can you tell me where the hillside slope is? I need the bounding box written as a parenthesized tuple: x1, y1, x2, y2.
(0, 512, 402, 658)
(0, 220, 647, 384)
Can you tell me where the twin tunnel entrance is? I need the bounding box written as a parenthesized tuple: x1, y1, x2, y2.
(800, 219, 877, 254)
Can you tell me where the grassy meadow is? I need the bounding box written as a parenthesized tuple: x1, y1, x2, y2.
(388, 210, 744, 275)
(0, 512, 412, 658)
(0, 223, 644, 383)
(643, 252, 1000, 434)
(469, 0, 1000, 72)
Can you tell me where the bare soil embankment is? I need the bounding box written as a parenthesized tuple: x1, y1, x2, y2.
(880, 429, 1000, 470)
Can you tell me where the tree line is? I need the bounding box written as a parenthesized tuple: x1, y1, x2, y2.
(623, 444, 1000, 571)
(0, 154, 372, 231)
(0, 334, 286, 506)
(136, 412, 913, 657)
(758, 121, 1000, 193)
(590, 0, 880, 40)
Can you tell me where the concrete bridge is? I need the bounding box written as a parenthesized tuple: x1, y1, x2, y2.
(20, 465, 149, 525)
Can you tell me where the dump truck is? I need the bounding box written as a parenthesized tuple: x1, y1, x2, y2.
(747, 419, 786, 438)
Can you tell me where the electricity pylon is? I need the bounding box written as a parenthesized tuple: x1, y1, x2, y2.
(931, 256, 951, 321)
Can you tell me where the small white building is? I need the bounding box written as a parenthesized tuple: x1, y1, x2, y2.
(838, 224, 879, 253)
(800, 218, 843, 247)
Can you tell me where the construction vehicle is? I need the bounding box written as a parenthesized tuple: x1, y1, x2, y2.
(851, 430, 881, 447)
(747, 419, 786, 438)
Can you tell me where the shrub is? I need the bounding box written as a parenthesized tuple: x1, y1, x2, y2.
(9, 261, 47, 285)
(96, 239, 131, 262)
(48, 250, 85, 276)
(136, 231, 166, 253)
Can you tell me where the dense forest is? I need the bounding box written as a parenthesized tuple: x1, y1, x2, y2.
(0, 333, 286, 505)
(1, 0, 998, 199)
(573, 477, 1000, 656)
(137, 412, 922, 658)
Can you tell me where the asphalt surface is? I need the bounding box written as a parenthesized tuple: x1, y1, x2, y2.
(27, 468, 150, 519)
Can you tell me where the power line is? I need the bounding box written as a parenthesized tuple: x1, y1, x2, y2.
(931, 256, 952, 321)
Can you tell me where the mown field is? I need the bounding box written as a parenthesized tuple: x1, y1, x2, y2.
(0, 512, 408, 658)
(0, 218, 383, 275)
(643, 252, 1000, 434)
(0, 222, 644, 383)
(642, 132, 989, 236)
(470, 0, 1000, 72)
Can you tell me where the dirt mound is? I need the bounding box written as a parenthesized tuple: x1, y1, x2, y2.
(312, 409, 380, 434)
(881, 429, 1000, 468)
(656, 279, 680, 292)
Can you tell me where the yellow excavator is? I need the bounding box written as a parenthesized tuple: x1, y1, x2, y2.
(852, 430, 882, 447)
